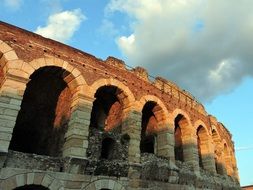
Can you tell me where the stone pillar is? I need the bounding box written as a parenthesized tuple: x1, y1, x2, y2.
(156, 125, 175, 161)
(0, 75, 28, 153)
(217, 159, 226, 175)
(181, 129, 199, 172)
(201, 139, 216, 174)
(231, 154, 239, 181)
(225, 157, 233, 177)
(215, 145, 227, 175)
(202, 153, 216, 173)
(63, 94, 94, 159)
(122, 110, 142, 163)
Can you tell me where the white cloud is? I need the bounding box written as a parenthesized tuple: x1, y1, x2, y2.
(35, 9, 85, 43)
(106, 0, 253, 101)
(118, 34, 135, 55)
(3, 0, 22, 10)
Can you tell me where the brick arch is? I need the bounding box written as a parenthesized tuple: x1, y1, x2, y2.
(1, 57, 88, 97)
(171, 108, 192, 130)
(5, 57, 90, 158)
(172, 109, 193, 162)
(135, 95, 169, 126)
(212, 129, 222, 152)
(195, 120, 216, 172)
(90, 78, 135, 108)
(0, 172, 63, 190)
(194, 120, 210, 134)
(83, 179, 125, 190)
(26, 57, 87, 94)
(211, 125, 221, 139)
(212, 128, 221, 143)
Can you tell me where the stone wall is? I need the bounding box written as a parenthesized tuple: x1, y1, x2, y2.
(0, 21, 240, 190)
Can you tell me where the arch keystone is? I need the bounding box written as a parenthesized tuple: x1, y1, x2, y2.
(53, 57, 64, 67)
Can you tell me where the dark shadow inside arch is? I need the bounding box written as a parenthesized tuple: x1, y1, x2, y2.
(9, 66, 72, 157)
(13, 185, 49, 190)
(174, 114, 184, 162)
(197, 126, 205, 168)
(140, 101, 157, 154)
(89, 85, 123, 132)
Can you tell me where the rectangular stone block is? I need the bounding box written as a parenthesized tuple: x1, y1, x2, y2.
(0, 140, 10, 152)
(0, 96, 11, 103)
(71, 102, 93, 112)
(64, 138, 84, 148)
(33, 173, 44, 185)
(0, 126, 13, 133)
(41, 174, 54, 187)
(0, 119, 15, 127)
(49, 179, 61, 190)
(68, 117, 89, 126)
(27, 173, 35, 185)
(65, 127, 89, 139)
(4, 108, 19, 117)
(63, 147, 86, 158)
(0, 132, 12, 141)
(0, 114, 17, 121)
(71, 110, 91, 120)
(16, 174, 26, 187)
(0, 101, 20, 110)
(10, 98, 22, 106)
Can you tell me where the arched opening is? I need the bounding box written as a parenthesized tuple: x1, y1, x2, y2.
(197, 125, 208, 169)
(90, 86, 123, 132)
(9, 66, 72, 157)
(100, 137, 116, 159)
(87, 85, 126, 161)
(140, 101, 158, 154)
(174, 114, 185, 162)
(13, 185, 49, 190)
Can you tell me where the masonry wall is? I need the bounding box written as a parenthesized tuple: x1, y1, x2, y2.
(0, 21, 240, 190)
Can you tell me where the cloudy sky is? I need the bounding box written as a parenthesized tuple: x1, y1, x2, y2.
(0, 0, 253, 186)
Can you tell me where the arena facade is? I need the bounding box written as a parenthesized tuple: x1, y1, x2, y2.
(0, 21, 240, 190)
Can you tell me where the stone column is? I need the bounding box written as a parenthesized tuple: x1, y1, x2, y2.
(63, 94, 94, 159)
(122, 110, 142, 163)
(201, 139, 216, 173)
(215, 145, 227, 175)
(231, 154, 239, 181)
(0, 75, 28, 153)
(218, 150, 228, 175)
(156, 125, 175, 161)
(181, 129, 199, 172)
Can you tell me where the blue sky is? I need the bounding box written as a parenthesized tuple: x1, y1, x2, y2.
(1, 0, 252, 186)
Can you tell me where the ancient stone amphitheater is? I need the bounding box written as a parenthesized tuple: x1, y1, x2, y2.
(0, 21, 240, 190)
